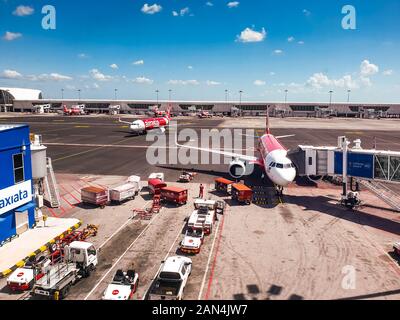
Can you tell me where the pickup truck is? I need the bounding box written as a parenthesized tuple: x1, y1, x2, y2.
(187, 199, 217, 235)
(31, 241, 98, 300)
(147, 256, 192, 300)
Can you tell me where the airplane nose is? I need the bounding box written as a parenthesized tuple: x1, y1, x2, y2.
(273, 168, 296, 187)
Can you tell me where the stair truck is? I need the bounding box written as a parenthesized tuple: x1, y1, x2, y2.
(188, 199, 217, 235)
(31, 241, 98, 300)
(147, 256, 192, 300)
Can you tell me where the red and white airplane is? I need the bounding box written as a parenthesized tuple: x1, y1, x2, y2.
(119, 109, 171, 135)
(176, 111, 296, 191)
(63, 105, 85, 116)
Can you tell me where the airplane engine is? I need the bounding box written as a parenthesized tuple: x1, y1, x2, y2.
(229, 160, 247, 179)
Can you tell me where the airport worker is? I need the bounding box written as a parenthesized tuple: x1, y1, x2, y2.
(199, 184, 204, 199)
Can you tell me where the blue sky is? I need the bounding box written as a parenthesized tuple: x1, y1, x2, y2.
(0, 0, 399, 102)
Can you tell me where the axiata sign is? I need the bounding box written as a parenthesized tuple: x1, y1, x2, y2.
(0, 180, 32, 215)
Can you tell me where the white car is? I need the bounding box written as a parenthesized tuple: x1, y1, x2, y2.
(180, 229, 204, 254)
(102, 270, 139, 300)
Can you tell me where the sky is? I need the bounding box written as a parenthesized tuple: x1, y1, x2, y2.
(0, 0, 399, 103)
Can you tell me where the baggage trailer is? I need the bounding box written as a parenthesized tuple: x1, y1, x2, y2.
(109, 183, 137, 204)
(232, 183, 253, 205)
(148, 179, 167, 195)
(31, 241, 98, 300)
(215, 178, 234, 195)
(81, 186, 109, 208)
(160, 186, 188, 206)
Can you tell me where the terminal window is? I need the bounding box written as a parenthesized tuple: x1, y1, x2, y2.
(13, 153, 24, 184)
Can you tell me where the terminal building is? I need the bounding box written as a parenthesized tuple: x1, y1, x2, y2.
(0, 124, 36, 246)
(1, 87, 400, 117)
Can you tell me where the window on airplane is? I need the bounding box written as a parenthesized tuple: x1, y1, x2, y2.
(276, 164, 284, 169)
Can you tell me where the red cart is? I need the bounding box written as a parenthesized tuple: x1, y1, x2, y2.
(215, 177, 234, 195)
(160, 186, 188, 206)
(232, 183, 253, 205)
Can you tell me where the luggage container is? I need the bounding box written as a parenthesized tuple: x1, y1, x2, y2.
(109, 183, 137, 204)
(126, 175, 142, 194)
(81, 186, 109, 208)
(231, 183, 253, 205)
(160, 186, 188, 206)
(148, 179, 167, 195)
(215, 178, 234, 195)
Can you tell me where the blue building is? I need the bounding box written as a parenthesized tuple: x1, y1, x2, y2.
(0, 124, 36, 246)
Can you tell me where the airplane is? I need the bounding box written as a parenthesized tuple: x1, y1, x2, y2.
(175, 108, 297, 194)
(63, 104, 85, 116)
(119, 108, 172, 135)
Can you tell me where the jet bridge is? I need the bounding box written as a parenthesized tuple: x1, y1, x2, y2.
(289, 137, 400, 212)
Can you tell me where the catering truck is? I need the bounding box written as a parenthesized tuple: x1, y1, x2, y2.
(188, 199, 217, 235)
(31, 241, 98, 300)
(147, 256, 192, 300)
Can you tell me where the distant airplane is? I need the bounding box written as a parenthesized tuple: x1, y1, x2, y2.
(119, 108, 172, 135)
(176, 108, 296, 193)
(63, 104, 85, 116)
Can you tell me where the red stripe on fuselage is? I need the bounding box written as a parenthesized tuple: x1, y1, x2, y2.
(142, 117, 168, 130)
(259, 134, 286, 157)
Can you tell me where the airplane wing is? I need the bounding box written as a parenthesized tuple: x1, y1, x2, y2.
(175, 135, 258, 162)
(275, 134, 296, 139)
(118, 118, 132, 125)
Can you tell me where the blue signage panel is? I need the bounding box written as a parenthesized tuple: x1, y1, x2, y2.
(334, 152, 374, 179)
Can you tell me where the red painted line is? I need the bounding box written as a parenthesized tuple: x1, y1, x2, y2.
(62, 195, 75, 208)
(48, 207, 58, 218)
(59, 183, 81, 203)
(204, 211, 226, 300)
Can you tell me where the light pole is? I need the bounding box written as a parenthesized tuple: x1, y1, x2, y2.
(225, 89, 228, 102)
(61, 88, 64, 100)
(284, 89, 288, 106)
(239, 90, 243, 117)
(347, 89, 351, 103)
(156, 90, 159, 105)
(78, 89, 81, 101)
(329, 90, 333, 107)
(114, 88, 118, 101)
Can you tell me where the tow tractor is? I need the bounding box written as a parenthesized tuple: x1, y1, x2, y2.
(179, 228, 205, 254)
(102, 269, 139, 300)
(31, 241, 98, 300)
(188, 199, 217, 235)
(7, 256, 49, 292)
(178, 171, 197, 183)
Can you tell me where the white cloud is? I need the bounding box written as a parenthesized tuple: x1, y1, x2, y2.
(90, 69, 113, 81)
(2, 31, 22, 41)
(37, 73, 73, 81)
(1, 69, 23, 79)
(133, 76, 154, 84)
(273, 49, 284, 55)
(206, 2, 214, 6)
(254, 80, 266, 86)
(227, 1, 239, 8)
(110, 64, 119, 70)
(172, 11, 179, 16)
(173, 7, 190, 17)
(307, 73, 360, 90)
(141, 3, 162, 15)
(270, 72, 276, 76)
(206, 80, 221, 86)
(360, 60, 379, 76)
(13, 5, 34, 16)
(288, 36, 295, 42)
(133, 60, 144, 65)
(298, 41, 305, 45)
(188, 66, 193, 70)
(303, 9, 311, 16)
(168, 79, 199, 85)
(78, 53, 88, 59)
(237, 27, 266, 43)
(383, 69, 394, 76)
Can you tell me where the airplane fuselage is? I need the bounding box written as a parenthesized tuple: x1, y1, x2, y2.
(129, 116, 170, 134)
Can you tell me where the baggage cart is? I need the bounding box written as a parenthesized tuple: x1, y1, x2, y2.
(81, 186, 109, 209)
(110, 183, 136, 204)
(232, 183, 253, 205)
(215, 177, 234, 195)
(160, 186, 188, 206)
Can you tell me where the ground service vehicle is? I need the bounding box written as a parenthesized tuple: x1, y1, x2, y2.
(109, 183, 137, 203)
(231, 183, 253, 205)
(31, 241, 98, 300)
(160, 186, 188, 206)
(81, 186, 109, 208)
(102, 269, 139, 300)
(7, 257, 49, 292)
(188, 199, 217, 235)
(148, 256, 192, 300)
(148, 179, 167, 195)
(179, 171, 197, 183)
(179, 229, 204, 254)
(215, 178, 234, 195)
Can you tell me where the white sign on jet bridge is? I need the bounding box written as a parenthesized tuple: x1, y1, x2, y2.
(0, 180, 33, 215)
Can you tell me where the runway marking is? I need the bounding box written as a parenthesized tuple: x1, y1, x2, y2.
(74, 125, 90, 128)
(142, 219, 188, 300)
(84, 202, 158, 300)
